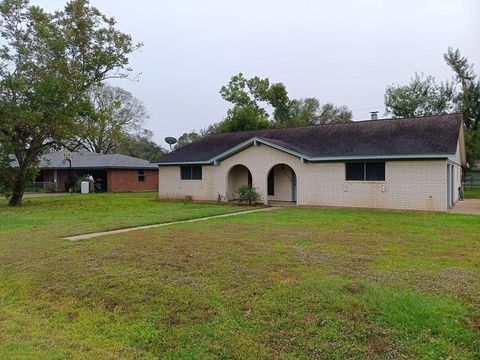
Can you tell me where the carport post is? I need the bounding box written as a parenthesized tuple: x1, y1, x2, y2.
(261, 172, 269, 205)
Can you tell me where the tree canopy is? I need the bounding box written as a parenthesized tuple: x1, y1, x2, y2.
(171, 73, 352, 150)
(174, 131, 203, 150)
(214, 104, 271, 133)
(385, 74, 456, 118)
(384, 47, 480, 165)
(444, 47, 480, 130)
(115, 129, 165, 162)
(214, 73, 352, 134)
(288, 99, 352, 127)
(76, 84, 148, 154)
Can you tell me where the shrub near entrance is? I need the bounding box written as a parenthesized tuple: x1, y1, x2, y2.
(237, 185, 259, 205)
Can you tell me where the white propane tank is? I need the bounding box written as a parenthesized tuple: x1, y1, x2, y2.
(81, 181, 90, 194)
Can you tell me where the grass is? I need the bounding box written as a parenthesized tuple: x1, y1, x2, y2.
(465, 188, 480, 199)
(0, 192, 255, 238)
(0, 193, 479, 359)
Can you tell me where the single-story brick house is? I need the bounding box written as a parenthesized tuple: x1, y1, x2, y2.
(156, 114, 466, 212)
(30, 151, 158, 192)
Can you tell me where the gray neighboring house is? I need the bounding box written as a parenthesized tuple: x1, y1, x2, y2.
(12, 150, 159, 192)
(155, 114, 466, 212)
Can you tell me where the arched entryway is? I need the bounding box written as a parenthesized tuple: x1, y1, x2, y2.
(266, 164, 297, 205)
(226, 164, 253, 200)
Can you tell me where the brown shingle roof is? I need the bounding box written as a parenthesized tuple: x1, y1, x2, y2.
(157, 114, 463, 164)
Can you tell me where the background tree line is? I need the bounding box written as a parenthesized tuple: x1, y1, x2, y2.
(384, 47, 480, 166)
(175, 73, 353, 149)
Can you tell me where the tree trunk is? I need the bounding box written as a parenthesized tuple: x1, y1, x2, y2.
(8, 166, 28, 207)
(8, 186, 24, 206)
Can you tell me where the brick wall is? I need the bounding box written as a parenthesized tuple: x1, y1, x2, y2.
(159, 144, 457, 212)
(57, 169, 73, 192)
(107, 169, 158, 192)
(40, 169, 72, 192)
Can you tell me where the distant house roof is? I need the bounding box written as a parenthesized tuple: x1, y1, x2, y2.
(11, 150, 157, 169)
(157, 113, 464, 165)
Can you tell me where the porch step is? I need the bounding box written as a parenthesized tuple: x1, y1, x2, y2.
(268, 201, 297, 207)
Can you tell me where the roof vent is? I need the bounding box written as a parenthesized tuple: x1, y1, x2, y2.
(370, 111, 378, 120)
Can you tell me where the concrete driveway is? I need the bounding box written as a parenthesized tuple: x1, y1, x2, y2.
(450, 199, 480, 215)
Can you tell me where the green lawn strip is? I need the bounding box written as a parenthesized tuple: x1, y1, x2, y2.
(464, 189, 480, 199)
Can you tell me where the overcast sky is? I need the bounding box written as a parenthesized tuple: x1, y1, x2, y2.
(40, 0, 480, 145)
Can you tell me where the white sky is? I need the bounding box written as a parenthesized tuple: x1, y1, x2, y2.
(39, 0, 480, 145)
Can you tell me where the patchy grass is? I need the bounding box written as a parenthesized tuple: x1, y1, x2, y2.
(465, 188, 480, 199)
(0, 195, 479, 359)
(0, 192, 254, 239)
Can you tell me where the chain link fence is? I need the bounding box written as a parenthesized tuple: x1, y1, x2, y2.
(463, 171, 480, 189)
(28, 181, 57, 192)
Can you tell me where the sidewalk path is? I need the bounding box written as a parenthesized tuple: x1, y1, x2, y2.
(450, 199, 480, 215)
(64, 207, 279, 241)
(6, 193, 70, 199)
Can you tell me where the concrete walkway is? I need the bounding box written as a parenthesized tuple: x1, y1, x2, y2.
(23, 192, 70, 199)
(64, 207, 279, 241)
(450, 199, 480, 215)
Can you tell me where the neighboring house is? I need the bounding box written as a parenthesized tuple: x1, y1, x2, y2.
(156, 114, 466, 212)
(21, 151, 158, 192)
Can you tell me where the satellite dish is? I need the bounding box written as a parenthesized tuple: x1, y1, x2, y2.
(164, 137, 177, 150)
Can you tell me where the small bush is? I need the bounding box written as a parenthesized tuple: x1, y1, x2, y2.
(65, 175, 82, 193)
(237, 185, 259, 205)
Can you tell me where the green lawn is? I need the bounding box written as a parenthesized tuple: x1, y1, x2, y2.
(465, 188, 480, 199)
(0, 193, 479, 359)
(0, 192, 254, 238)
